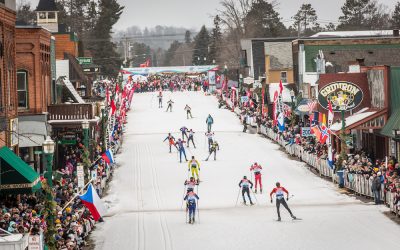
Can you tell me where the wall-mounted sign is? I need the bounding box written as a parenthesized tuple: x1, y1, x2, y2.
(318, 81, 363, 112)
(9, 118, 18, 147)
(77, 57, 92, 65)
(297, 104, 310, 113)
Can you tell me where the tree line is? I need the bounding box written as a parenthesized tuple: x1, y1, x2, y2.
(161, 0, 400, 68)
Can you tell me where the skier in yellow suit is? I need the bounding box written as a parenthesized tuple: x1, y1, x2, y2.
(188, 156, 200, 182)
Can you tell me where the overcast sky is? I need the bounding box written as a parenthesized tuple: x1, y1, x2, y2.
(28, 0, 399, 31)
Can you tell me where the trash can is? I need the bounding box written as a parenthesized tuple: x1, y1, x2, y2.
(337, 170, 345, 188)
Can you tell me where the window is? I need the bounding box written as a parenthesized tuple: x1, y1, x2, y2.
(39, 12, 46, 19)
(48, 12, 56, 19)
(17, 71, 28, 109)
(280, 71, 288, 83)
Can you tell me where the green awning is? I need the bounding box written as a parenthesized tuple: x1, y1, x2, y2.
(381, 108, 400, 138)
(0, 146, 42, 194)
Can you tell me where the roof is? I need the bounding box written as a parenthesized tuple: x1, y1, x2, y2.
(381, 108, 400, 138)
(241, 37, 297, 42)
(0, 146, 41, 194)
(63, 78, 85, 104)
(310, 30, 395, 38)
(36, 0, 58, 11)
(330, 108, 385, 132)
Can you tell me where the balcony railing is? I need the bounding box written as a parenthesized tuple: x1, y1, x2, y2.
(48, 104, 94, 121)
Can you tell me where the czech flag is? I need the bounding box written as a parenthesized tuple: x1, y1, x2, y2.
(101, 149, 115, 164)
(79, 183, 107, 221)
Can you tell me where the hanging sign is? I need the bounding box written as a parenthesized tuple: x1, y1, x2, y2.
(318, 81, 363, 112)
(77, 164, 84, 188)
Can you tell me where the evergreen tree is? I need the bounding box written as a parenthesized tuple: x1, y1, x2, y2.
(209, 15, 222, 65)
(243, 0, 286, 38)
(325, 22, 337, 31)
(293, 3, 319, 36)
(129, 43, 151, 67)
(393, 2, 400, 28)
(89, 0, 124, 77)
(185, 30, 192, 44)
(16, 0, 36, 25)
(164, 40, 182, 66)
(337, 0, 377, 30)
(192, 25, 210, 65)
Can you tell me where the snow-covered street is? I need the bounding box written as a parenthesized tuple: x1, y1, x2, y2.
(92, 91, 400, 250)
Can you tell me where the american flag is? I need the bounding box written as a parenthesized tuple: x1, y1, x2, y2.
(307, 100, 317, 113)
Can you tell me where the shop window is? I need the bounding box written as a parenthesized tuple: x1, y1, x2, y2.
(280, 71, 288, 83)
(17, 70, 28, 109)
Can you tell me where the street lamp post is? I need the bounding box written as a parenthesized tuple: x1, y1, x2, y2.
(100, 103, 106, 152)
(42, 136, 55, 249)
(43, 136, 55, 188)
(338, 103, 348, 172)
(82, 119, 90, 150)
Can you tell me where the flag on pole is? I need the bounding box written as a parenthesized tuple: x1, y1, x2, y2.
(110, 100, 116, 115)
(279, 80, 283, 94)
(327, 100, 334, 169)
(277, 112, 285, 132)
(102, 149, 115, 164)
(79, 183, 107, 221)
(328, 100, 334, 127)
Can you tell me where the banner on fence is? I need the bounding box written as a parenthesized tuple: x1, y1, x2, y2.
(301, 127, 314, 137)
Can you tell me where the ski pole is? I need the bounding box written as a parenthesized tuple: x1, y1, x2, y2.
(250, 188, 259, 204)
(197, 200, 200, 224)
(181, 185, 187, 210)
(235, 187, 241, 206)
(185, 205, 188, 224)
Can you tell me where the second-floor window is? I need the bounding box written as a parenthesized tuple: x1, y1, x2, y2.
(17, 71, 28, 109)
(280, 71, 288, 83)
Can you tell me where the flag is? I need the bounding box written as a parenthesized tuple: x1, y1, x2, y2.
(79, 183, 107, 221)
(307, 100, 317, 113)
(328, 100, 334, 127)
(318, 112, 323, 125)
(102, 149, 115, 164)
(312, 125, 321, 141)
(327, 100, 334, 168)
(277, 112, 285, 132)
(272, 91, 278, 125)
(110, 100, 116, 115)
(319, 124, 331, 144)
(279, 80, 283, 94)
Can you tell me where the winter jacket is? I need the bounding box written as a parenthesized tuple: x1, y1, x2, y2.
(371, 177, 381, 191)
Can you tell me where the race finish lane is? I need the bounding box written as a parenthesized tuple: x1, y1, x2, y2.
(92, 92, 400, 250)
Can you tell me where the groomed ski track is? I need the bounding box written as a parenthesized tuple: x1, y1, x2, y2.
(92, 91, 400, 250)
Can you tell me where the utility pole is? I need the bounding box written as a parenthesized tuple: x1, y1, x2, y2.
(123, 36, 128, 67)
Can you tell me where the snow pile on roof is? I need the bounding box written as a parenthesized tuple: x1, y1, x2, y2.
(311, 30, 394, 38)
(330, 108, 376, 131)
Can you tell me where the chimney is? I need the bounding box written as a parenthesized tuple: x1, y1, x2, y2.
(394, 29, 399, 37)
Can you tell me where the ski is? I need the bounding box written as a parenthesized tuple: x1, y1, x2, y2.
(292, 217, 302, 221)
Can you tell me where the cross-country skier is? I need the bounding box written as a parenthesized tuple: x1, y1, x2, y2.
(188, 156, 200, 181)
(205, 131, 214, 151)
(184, 177, 199, 192)
(176, 139, 188, 163)
(166, 99, 174, 112)
(205, 141, 219, 161)
(163, 133, 178, 153)
(157, 91, 163, 108)
(206, 114, 214, 132)
(250, 162, 263, 193)
(270, 182, 297, 221)
(187, 129, 196, 148)
(238, 176, 254, 205)
(184, 104, 193, 119)
(180, 126, 189, 140)
(184, 190, 199, 224)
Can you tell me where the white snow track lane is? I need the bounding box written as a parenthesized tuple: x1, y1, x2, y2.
(92, 92, 400, 250)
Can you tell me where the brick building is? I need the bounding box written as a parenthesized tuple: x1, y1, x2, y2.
(0, 1, 18, 151)
(15, 26, 52, 171)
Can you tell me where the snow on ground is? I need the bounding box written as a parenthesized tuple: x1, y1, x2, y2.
(92, 91, 400, 250)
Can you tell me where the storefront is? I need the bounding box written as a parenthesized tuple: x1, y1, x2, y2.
(318, 66, 390, 159)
